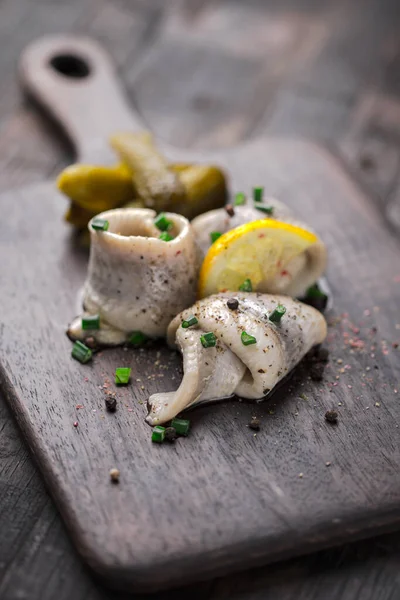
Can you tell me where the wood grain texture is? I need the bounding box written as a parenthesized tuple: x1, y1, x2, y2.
(1, 0, 400, 598)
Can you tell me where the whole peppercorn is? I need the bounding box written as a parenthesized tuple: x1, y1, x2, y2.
(249, 417, 260, 431)
(225, 204, 235, 217)
(325, 410, 338, 424)
(84, 336, 97, 349)
(227, 298, 239, 311)
(164, 427, 177, 442)
(110, 468, 120, 483)
(105, 396, 117, 412)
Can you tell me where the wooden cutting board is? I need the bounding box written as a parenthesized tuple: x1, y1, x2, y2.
(0, 35, 399, 593)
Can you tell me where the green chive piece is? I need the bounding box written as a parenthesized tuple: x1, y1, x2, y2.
(200, 332, 217, 348)
(306, 283, 326, 299)
(234, 192, 246, 206)
(154, 213, 173, 232)
(128, 331, 148, 347)
(92, 218, 109, 231)
(159, 231, 174, 242)
(253, 187, 264, 203)
(152, 426, 166, 443)
(269, 304, 286, 323)
(241, 331, 257, 346)
(210, 231, 222, 244)
(170, 418, 190, 436)
(239, 278, 253, 292)
(303, 283, 328, 311)
(115, 367, 131, 385)
(71, 340, 92, 364)
(182, 315, 198, 329)
(81, 314, 100, 330)
(255, 204, 274, 216)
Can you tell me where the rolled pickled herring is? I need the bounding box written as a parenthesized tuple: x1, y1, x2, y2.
(192, 202, 327, 298)
(146, 292, 327, 425)
(67, 208, 200, 345)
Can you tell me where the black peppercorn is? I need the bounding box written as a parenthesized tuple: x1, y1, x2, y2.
(325, 410, 338, 424)
(164, 426, 177, 442)
(225, 204, 235, 217)
(227, 298, 239, 310)
(84, 336, 97, 349)
(249, 417, 260, 431)
(105, 396, 117, 412)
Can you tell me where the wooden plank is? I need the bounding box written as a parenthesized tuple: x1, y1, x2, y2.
(1, 136, 400, 591)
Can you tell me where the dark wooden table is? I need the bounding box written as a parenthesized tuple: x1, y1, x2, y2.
(1, 1, 400, 598)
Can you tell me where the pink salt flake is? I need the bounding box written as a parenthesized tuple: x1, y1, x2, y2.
(350, 339, 365, 349)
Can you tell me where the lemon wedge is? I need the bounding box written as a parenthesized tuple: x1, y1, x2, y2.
(198, 219, 318, 298)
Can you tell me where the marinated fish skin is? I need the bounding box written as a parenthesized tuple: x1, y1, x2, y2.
(67, 208, 200, 344)
(191, 204, 327, 298)
(147, 293, 327, 425)
(147, 328, 246, 426)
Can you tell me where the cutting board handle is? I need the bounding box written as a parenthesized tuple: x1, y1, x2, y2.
(19, 35, 144, 163)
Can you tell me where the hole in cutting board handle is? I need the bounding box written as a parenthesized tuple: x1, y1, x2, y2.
(49, 53, 91, 78)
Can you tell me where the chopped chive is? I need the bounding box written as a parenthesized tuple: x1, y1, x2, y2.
(239, 278, 252, 292)
(92, 218, 109, 231)
(255, 204, 274, 216)
(234, 192, 246, 206)
(269, 304, 286, 323)
(241, 331, 257, 346)
(200, 332, 217, 348)
(71, 340, 92, 364)
(154, 213, 173, 232)
(182, 315, 198, 329)
(128, 331, 148, 347)
(253, 187, 264, 203)
(159, 231, 174, 242)
(210, 231, 222, 244)
(81, 314, 100, 330)
(170, 418, 190, 436)
(306, 283, 325, 298)
(152, 426, 166, 443)
(303, 283, 328, 311)
(306, 283, 326, 299)
(115, 367, 131, 385)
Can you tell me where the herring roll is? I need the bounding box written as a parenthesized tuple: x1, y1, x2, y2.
(146, 292, 327, 425)
(192, 202, 327, 298)
(68, 208, 200, 345)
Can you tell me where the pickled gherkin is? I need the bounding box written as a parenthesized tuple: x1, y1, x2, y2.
(110, 131, 185, 211)
(57, 130, 227, 229)
(174, 164, 226, 219)
(57, 163, 134, 213)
